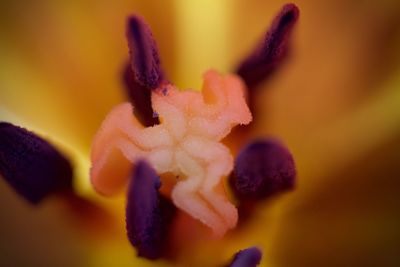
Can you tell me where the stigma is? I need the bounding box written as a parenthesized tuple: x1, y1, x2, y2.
(90, 69, 252, 236)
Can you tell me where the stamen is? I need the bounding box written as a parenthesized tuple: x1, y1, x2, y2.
(124, 16, 165, 126)
(236, 3, 299, 89)
(230, 139, 296, 201)
(228, 246, 262, 267)
(126, 160, 176, 259)
(0, 122, 73, 204)
(126, 15, 164, 89)
(123, 63, 160, 126)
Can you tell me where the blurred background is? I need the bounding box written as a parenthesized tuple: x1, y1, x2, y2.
(1, 0, 400, 266)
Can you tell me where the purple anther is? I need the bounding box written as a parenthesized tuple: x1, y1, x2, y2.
(230, 139, 296, 201)
(0, 122, 73, 204)
(236, 3, 299, 89)
(228, 247, 262, 267)
(126, 15, 164, 90)
(126, 160, 175, 259)
(123, 63, 160, 126)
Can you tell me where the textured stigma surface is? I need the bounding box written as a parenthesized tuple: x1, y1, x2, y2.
(91, 69, 252, 236)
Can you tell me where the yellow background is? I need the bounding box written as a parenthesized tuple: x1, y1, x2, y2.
(1, 0, 400, 266)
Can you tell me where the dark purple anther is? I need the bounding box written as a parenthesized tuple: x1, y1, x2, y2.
(228, 247, 262, 267)
(0, 122, 73, 204)
(126, 15, 164, 90)
(236, 3, 299, 90)
(126, 160, 175, 259)
(230, 139, 296, 201)
(124, 15, 165, 126)
(123, 63, 160, 126)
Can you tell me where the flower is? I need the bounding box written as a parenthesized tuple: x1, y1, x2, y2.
(90, 6, 297, 263)
(1, 1, 400, 267)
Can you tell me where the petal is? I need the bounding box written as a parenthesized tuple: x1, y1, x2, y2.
(0, 122, 73, 203)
